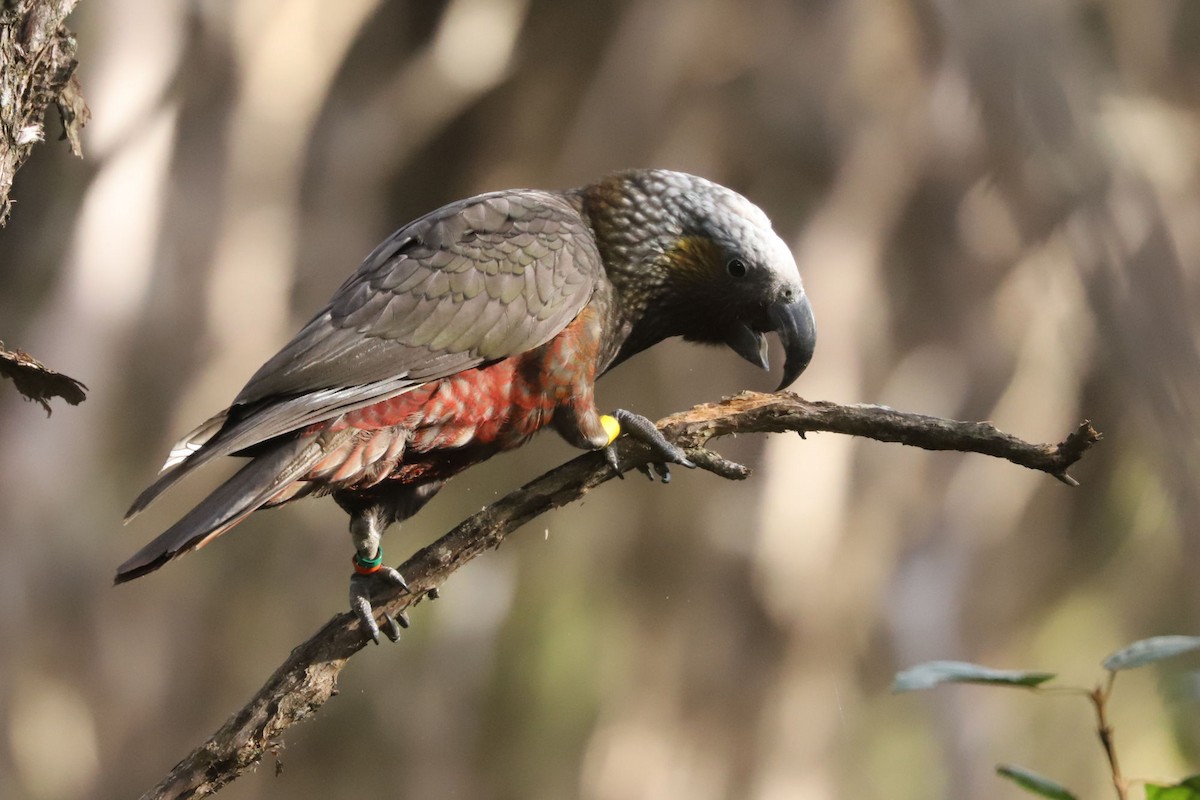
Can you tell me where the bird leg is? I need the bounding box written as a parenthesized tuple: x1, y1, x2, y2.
(601, 409, 695, 482)
(348, 508, 410, 644)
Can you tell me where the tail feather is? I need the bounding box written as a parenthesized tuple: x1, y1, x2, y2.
(160, 409, 230, 473)
(126, 380, 420, 522)
(115, 434, 330, 583)
(124, 409, 234, 522)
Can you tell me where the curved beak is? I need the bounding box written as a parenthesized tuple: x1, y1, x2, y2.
(770, 291, 816, 390)
(724, 291, 816, 391)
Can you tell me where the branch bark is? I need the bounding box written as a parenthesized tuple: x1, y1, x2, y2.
(139, 391, 1102, 799)
(0, 0, 87, 226)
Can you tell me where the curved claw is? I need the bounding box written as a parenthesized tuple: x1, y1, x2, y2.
(349, 567, 410, 644)
(381, 613, 403, 642)
(636, 461, 673, 483)
(604, 444, 625, 479)
(376, 565, 410, 592)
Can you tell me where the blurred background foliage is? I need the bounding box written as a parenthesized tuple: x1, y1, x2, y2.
(1, 0, 1198, 797)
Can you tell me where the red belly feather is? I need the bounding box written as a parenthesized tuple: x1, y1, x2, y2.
(340, 358, 550, 449)
(296, 306, 602, 493)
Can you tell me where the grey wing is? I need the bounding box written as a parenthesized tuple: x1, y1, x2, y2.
(238, 192, 591, 397)
(127, 188, 600, 518)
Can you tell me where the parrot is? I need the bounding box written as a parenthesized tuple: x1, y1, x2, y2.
(117, 169, 816, 642)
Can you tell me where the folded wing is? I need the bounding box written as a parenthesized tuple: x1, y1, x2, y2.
(127, 189, 601, 519)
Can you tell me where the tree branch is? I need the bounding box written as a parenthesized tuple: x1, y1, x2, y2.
(0, 340, 87, 412)
(139, 391, 1102, 799)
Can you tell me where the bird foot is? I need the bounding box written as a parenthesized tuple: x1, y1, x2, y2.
(601, 409, 695, 482)
(349, 556, 410, 644)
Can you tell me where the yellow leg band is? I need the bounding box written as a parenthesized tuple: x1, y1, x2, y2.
(600, 414, 621, 445)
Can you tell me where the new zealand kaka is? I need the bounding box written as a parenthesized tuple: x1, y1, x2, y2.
(118, 169, 816, 642)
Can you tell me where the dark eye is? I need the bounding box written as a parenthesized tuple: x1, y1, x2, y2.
(726, 258, 747, 278)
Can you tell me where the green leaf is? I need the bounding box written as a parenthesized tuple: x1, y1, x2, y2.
(995, 764, 1077, 799)
(1145, 775, 1200, 800)
(1102, 636, 1200, 672)
(892, 661, 1056, 692)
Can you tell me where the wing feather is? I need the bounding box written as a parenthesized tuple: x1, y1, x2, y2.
(242, 188, 598, 403)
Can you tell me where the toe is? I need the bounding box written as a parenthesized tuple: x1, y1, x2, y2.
(611, 409, 693, 469)
(379, 566, 410, 593)
(350, 591, 381, 644)
(604, 445, 625, 478)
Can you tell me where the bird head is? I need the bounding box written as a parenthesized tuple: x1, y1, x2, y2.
(585, 169, 816, 390)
